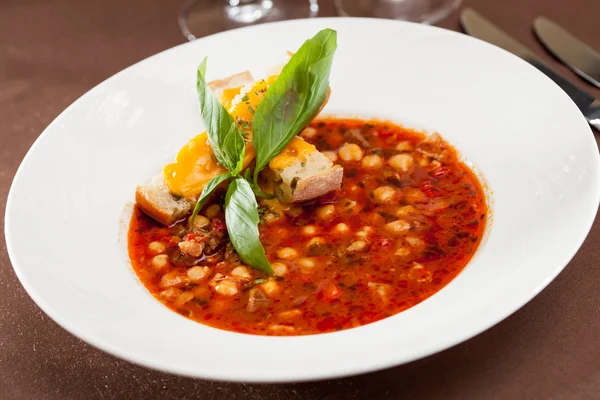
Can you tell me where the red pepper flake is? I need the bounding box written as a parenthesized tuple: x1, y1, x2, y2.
(421, 180, 442, 198)
(320, 283, 342, 302)
(398, 280, 408, 288)
(317, 317, 336, 331)
(376, 128, 394, 139)
(211, 218, 226, 232)
(185, 233, 197, 241)
(432, 167, 449, 178)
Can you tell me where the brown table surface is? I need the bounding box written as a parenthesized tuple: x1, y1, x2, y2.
(2, 0, 599, 398)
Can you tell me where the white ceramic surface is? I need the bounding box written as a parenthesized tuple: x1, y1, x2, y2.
(5, 18, 599, 382)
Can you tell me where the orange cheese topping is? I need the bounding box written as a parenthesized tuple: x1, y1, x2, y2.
(163, 74, 309, 199)
(269, 137, 316, 170)
(163, 78, 274, 198)
(163, 133, 227, 198)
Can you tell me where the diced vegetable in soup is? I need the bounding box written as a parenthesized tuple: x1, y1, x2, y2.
(128, 119, 487, 335)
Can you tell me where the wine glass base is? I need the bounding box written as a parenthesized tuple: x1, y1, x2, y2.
(179, 0, 319, 41)
(334, 0, 462, 25)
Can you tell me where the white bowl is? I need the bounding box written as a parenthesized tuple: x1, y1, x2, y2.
(5, 18, 599, 382)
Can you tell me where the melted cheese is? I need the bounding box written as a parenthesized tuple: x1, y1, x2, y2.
(269, 137, 317, 171)
(163, 77, 277, 198)
(220, 87, 242, 110)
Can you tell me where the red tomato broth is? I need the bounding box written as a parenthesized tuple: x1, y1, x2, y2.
(128, 118, 487, 335)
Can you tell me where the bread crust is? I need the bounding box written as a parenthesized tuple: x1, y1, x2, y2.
(276, 164, 343, 203)
(207, 71, 254, 99)
(136, 70, 335, 225)
(135, 187, 175, 226)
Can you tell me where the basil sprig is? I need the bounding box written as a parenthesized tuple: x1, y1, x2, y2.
(192, 58, 273, 274)
(189, 172, 231, 223)
(190, 29, 337, 275)
(252, 28, 337, 183)
(225, 178, 272, 274)
(197, 58, 246, 174)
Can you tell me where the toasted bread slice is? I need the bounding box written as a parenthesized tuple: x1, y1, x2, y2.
(271, 142, 343, 203)
(208, 71, 254, 99)
(136, 174, 196, 226)
(136, 66, 339, 225)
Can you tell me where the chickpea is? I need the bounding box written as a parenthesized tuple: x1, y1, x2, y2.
(204, 204, 221, 219)
(307, 237, 326, 247)
(338, 143, 364, 162)
(278, 309, 302, 319)
(231, 266, 252, 279)
(285, 206, 304, 217)
(405, 236, 425, 247)
(159, 287, 182, 301)
(389, 154, 414, 172)
(361, 154, 383, 170)
(372, 186, 397, 203)
(263, 212, 281, 224)
(322, 151, 338, 162)
(396, 141, 412, 152)
(395, 247, 411, 257)
(395, 205, 416, 217)
(418, 156, 430, 167)
(297, 257, 317, 271)
(268, 324, 296, 334)
(368, 282, 392, 304)
(174, 291, 194, 307)
(187, 266, 212, 283)
(272, 262, 289, 277)
(333, 223, 350, 234)
(159, 271, 188, 288)
(301, 225, 318, 236)
(409, 263, 432, 283)
(190, 215, 210, 230)
(192, 286, 210, 298)
(213, 279, 239, 296)
(260, 280, 280, 297)
(356, 226, 374, 238)
(385, 220, 411, 235)
(347, 240, 367, 252)
(316, 204, 335, 219)
(151, 254, 169, 270)
(277, 247, 298, 260)
(404, 188, 426, 203)
(300, 127, 317, 139)
(147, 241, 166, 255)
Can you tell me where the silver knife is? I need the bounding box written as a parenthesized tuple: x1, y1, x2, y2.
(533, 17, 600, 89)
(460, 8, 600, 132)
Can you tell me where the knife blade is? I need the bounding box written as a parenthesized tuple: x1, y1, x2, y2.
(460, 8, 600, 132)
(534, 17, 600, 89)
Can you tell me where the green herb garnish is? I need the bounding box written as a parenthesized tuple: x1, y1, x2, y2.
(190, 29, 337, 275)
(225, 178, 273, 274)
(196, 58, 246, 174)
(251, 29, 337, 184)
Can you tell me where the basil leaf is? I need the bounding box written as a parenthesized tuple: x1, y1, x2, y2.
(224, 178, 273, 275)
(190, 172, 231, 223)
(197, 58, 245, 173)
(252, 29, 337, 182)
